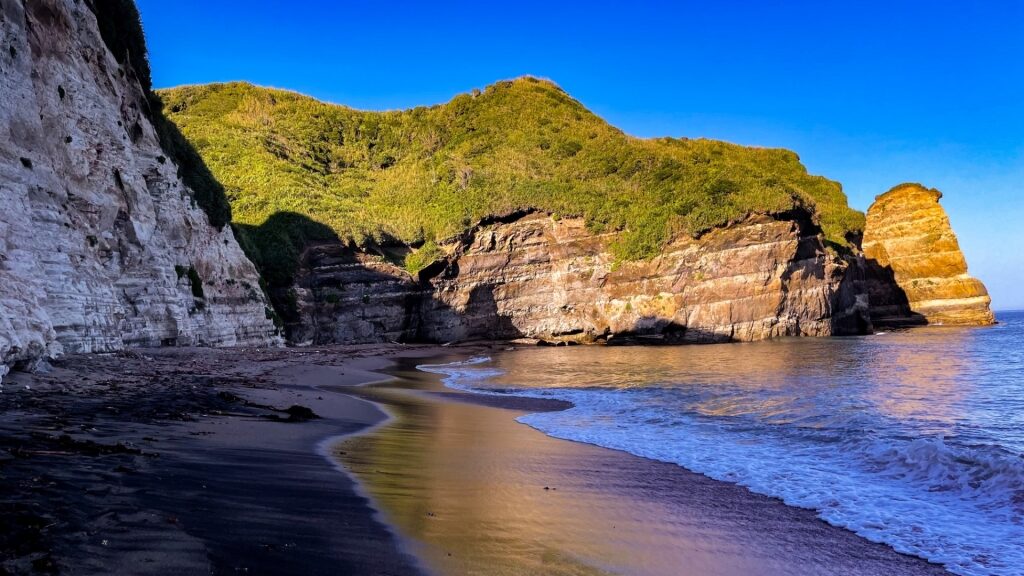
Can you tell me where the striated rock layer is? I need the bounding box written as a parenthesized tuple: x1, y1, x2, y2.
(291, 210, 872, 345)
(0, 2, 991, 375)
(0, 0, 280, 380)
(862, 183, 994, 326)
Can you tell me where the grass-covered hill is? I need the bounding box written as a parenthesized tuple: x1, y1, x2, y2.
(156, 78, 864, 283)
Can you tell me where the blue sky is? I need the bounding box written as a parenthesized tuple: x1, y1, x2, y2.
(137, 0, 1024, 310)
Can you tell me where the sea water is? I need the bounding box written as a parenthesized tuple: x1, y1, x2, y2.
(420, 311, 1024, 576)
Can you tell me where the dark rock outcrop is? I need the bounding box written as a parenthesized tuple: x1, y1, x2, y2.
(286, 182, 997, 344)
(288, 245, 422, 345)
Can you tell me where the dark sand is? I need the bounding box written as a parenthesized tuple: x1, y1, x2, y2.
(0, 344, 454, 575)
(335, 354, 951, 576)
(1, 345, 949, 575)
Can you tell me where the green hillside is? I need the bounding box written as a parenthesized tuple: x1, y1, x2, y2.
(156, 78, 864, 281)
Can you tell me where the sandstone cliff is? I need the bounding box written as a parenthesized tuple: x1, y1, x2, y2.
(862, 183, 994, 326)
(0, 0, 280, 381)
(287, 210, 871, 345)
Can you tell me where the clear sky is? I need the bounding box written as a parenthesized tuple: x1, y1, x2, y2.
(137, 0, 1024, 310)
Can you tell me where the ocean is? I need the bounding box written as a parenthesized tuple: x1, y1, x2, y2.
(420, 311, 1024, 576)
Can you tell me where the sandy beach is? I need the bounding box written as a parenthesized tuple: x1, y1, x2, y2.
(0, 344, 447, 575)
(1, 344, 949, 575)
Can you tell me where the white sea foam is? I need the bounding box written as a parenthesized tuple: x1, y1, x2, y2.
(420, 349, 1024, 576)
(417, 356, 503, 392)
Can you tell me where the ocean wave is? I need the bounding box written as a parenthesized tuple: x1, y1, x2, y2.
(419, 356, 1024, 576)
(417, 356, 494, 370)
(518, 390, 1024, 575)
(416, 356, 506, 394)
(860, 435, 1024, 512)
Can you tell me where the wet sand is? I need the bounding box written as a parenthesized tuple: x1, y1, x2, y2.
(334, 353, 950, 576)
(2, 344, 949, 575)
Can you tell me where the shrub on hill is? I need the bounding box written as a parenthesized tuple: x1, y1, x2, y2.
(158, 77, 864, 282)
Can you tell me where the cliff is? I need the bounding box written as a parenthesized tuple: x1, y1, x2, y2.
(159, 80, 882, 344)
(1, 0, 991, 366)
(0, 0, 280, 381)
(286, 210, 871, 345)
(862, 183, 994, 326)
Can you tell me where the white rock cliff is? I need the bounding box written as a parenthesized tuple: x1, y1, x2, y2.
(0, 0, 280, 381)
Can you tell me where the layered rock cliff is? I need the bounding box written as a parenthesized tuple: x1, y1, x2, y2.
(0, 0, 280, 381)
(0, 0, 992, 370)
(288, 209, 871, 345)
(862, 183, 994, 326)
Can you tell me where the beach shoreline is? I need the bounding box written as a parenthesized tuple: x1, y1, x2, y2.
(2, 343, 949, 575)
(333, 352, 951, 576)
(0, 343, 461, 575)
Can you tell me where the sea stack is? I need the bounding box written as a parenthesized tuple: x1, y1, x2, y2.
(862, 183, 994, 326)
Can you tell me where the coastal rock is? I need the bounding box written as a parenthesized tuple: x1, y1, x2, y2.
(422, 211, 869, 343)
(294, 210, 871, 344)
(0, 0, 280, 379)
(289, 245, 422, 345)
(862, 184, 994, 326)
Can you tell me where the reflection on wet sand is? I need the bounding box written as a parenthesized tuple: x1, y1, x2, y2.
(334, 351, 947, 576)
(338, 369, 621, 576)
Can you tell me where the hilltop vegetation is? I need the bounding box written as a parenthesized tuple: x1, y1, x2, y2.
(157, 78, 864, 279)
(89, 0, 152, 92)
(89, 0, 233, 228)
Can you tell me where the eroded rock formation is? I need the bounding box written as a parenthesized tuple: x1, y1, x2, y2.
(862, 183, 994, 326)
(290, 210, 872, 345)
(0, 0, 993, 373)
(0, 0, 280, 380)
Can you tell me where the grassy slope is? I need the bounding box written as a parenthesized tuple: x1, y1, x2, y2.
(157, 78, 864, 280)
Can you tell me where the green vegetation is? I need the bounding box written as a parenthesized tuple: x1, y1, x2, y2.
(88, 1, 232, 228)
(89, 0, 152, 91)
(232, 212, 338, 287)
(403, 241, 444, 275)
(158, 78, 864, 283)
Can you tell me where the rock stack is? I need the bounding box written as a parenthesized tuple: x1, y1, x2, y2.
(862, 183, 994, 326)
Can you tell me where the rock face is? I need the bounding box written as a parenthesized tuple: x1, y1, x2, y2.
(292, 210, 872, 345)
(288, 245, 423, 345)
(0, 2, 992, 373)
(424, 211, 871, 343)
(0, 0, 280, 380)
(862, 183, 994, 326)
